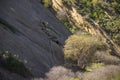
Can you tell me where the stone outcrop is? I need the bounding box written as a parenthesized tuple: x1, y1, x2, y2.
(0, 0, 71, 78)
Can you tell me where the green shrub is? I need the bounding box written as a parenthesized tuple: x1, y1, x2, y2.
(64, 33, 104, 69)
(112, 1, 120, 14)
(40, 0, 51, 8)
(113, 34, 120, 45)
(0, 51, 32, 77)
(60, 18, 79, 33)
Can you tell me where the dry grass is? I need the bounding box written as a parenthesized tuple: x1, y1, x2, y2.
(95, 51, 120, 65)
(45, 66, 75, 80)
(36, 65, 120, 80)
(79, 65, 120, 80)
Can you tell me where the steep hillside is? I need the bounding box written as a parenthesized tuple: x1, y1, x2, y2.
(51, 0, 120, 57)
(0, 0, 70, 79)
(39, 0, 120, 80)
(0, 0, 120, 80)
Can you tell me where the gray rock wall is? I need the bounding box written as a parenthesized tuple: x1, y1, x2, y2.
(0, 0, 71, 77)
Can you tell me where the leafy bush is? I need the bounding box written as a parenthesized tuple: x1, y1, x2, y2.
(0, 51, 32, 77)
(112, 1, 120, 14)
(64, 33, 104, 69)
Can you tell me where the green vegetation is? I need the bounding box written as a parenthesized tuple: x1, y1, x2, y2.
(71, 78, 80, 80)
(112, 0, 120, 14)
(60, 18, 79, 33)
(64, 33, 104, 69)
(38, 0, 120, 80)
(114, 76, 120, 80)
(62, 0, 120, 46)
(40, 0, 120, 45)
(63, 0, 76, 5)
(86, 63, 105, 71)
(39, 0, 52, 8)
(78, 0, 120, 45)
(0, 51, 32, 77)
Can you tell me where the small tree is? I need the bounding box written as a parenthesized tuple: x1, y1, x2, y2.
(64, 33, 104, 69)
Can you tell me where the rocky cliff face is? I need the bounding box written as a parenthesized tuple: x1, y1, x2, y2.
(0, 0, 71, 78)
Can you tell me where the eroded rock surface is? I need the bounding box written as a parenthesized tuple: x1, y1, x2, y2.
(0, 0, 70, 78)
